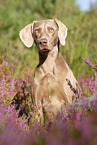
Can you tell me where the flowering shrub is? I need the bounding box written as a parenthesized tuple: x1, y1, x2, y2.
(79, 58, 97, 96)
(0, 56, 97, 145)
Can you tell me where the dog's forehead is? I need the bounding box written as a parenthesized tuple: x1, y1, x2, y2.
(34, 19, 57, 28)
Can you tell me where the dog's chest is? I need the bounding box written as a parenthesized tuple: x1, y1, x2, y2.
(34, 64, 55, 83)
(34, 54, 67, 85)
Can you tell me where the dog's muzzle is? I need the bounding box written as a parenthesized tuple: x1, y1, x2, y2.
(38, 38, 50, 52)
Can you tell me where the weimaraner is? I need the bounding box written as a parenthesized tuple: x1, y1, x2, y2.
(19, 18, 78, 122)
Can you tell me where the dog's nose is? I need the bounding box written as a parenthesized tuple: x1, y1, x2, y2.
(38, 39, 47, 46)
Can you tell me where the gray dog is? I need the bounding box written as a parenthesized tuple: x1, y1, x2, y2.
(19, 18, 78, 122)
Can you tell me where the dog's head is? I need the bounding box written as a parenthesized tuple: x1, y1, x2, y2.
(19, 18, 67, 52)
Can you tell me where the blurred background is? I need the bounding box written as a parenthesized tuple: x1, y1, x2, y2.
(0, 0, 97, 79)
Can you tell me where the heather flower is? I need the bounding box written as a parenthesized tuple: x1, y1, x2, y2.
(95, 58, 97, 64)
(95, 72, 97, 85)
(83, 58, 93, 67)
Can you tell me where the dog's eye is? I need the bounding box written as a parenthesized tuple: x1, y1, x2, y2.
(34, 28, 41, 33)
(49, 27, 54, 33)
(34, 29, 39, 32)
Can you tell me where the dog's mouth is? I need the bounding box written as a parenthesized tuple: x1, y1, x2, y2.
(42, 48, 50, 52)
(38, 47, 51, 54)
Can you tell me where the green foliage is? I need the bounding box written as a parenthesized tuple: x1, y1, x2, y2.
(0, 0, 97, 78)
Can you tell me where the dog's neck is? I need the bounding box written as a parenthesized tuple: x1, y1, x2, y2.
(38, 45, 59, 73)
(39, 51, 49, 65)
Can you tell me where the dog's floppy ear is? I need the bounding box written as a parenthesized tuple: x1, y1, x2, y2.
(54, 18, 68, 46)
(19, 21, 36, 48)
